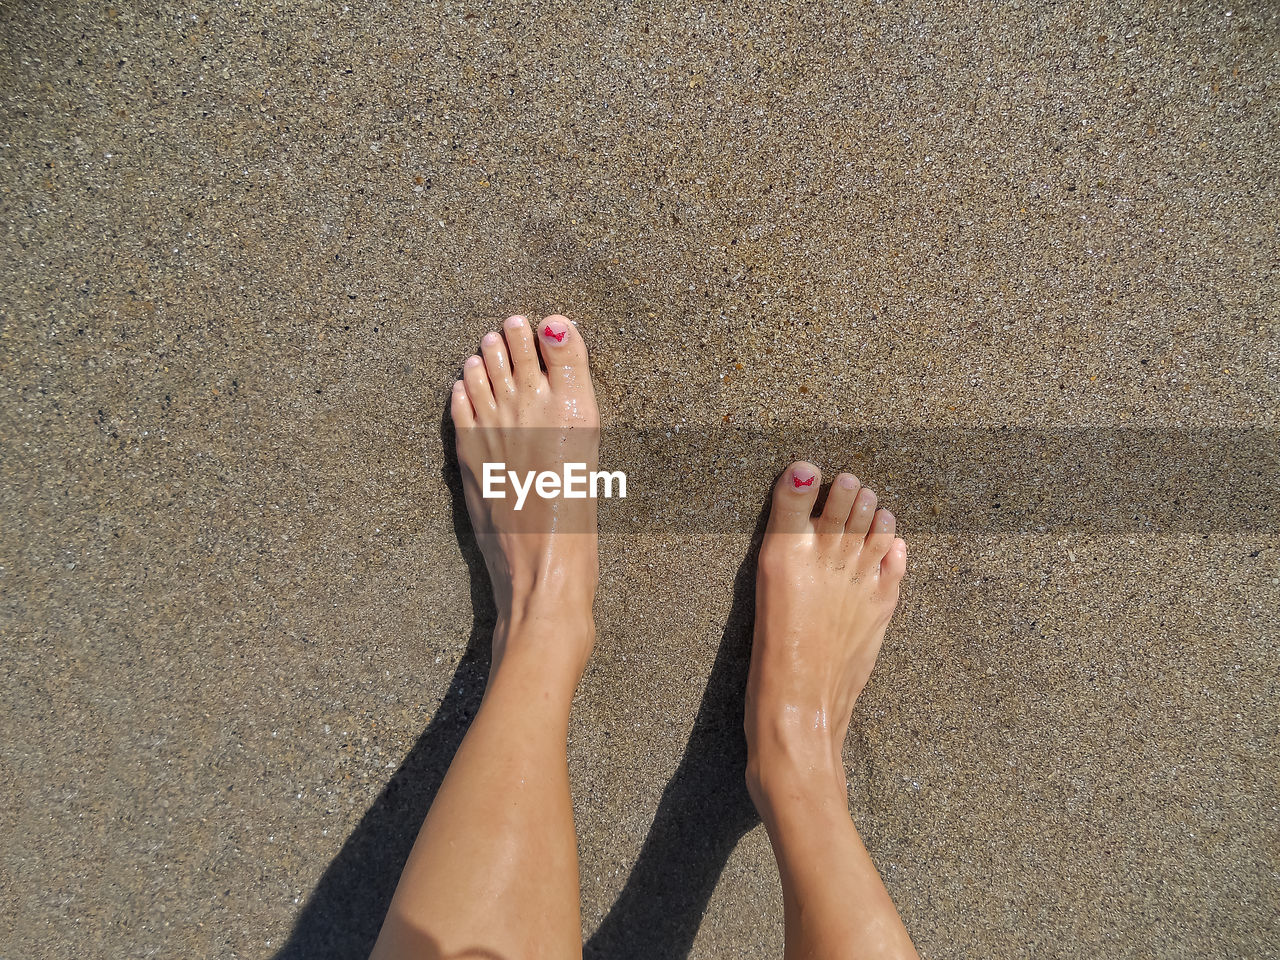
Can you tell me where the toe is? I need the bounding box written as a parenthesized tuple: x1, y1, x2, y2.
(767, 461, 821, 535)
(846, 486, 878, 538)
(862, 508, 896, 565)
(462, 354, 497, 422)
(816, 473, 860, 534)
(503, 315, 544, 390)
(449, 379, 475, 428)
(880, 536, 907, 584)
(537, 315, 591, 393)
(481, 331, 515, 404)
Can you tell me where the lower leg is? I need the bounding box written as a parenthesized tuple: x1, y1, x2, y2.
(749, 748, 916, 960)
(371, 614, 591, 960)
(746, 463, 918, 960)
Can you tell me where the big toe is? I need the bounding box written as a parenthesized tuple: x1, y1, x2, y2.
(537, 315, 591, 393)
(767, 461, 821, 535)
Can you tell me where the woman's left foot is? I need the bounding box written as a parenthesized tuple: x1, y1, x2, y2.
(450, 314, 600, 677)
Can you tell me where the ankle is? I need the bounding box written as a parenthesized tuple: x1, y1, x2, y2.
(746, 728, 847, 820)
(500, 599, 595, 640)
(490, 606, 595, 685)
(497, 554, 597, 625)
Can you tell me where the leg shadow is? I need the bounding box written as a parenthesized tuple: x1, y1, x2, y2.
(584, 501, 771, 960)
(273, 408, 494, 960)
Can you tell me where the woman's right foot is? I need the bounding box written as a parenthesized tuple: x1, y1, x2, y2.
(745, 461, 908, 811)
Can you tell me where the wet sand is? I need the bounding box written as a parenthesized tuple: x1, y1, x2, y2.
(2, 2, 1276, 958)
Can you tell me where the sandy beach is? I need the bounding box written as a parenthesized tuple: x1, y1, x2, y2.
(2, 2, 1276, 957)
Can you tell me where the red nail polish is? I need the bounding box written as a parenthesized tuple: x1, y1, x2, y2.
(793, 473, 814, 488)
(543, 324, 567, 343)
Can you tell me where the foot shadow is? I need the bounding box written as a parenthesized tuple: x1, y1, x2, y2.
(274, 406, 772, 960)
(272, 407, 494, 960)
(583, 504, 770, 960)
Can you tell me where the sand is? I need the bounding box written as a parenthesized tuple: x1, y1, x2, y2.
(2, 1, 1276, 958)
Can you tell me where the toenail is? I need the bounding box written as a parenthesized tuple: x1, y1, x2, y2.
(838, 475, 858, 489)
(504, 315, 526, 328)
(482, 332, 500, 346)
(542, 319, 569, 343)
(465, 355, 482, 368)
(452, 380, 465, 391)
(791, 467, 816, 489)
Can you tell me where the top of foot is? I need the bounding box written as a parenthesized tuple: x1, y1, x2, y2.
(746, 462, 908, 799)
(449, 315, 600, 659)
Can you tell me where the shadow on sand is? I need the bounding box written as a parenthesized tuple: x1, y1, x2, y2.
(273, 410, 770, 960)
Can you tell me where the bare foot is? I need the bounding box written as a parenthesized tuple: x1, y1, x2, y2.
(745, 461, 908, 808)
(449, 314, 599, 679)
